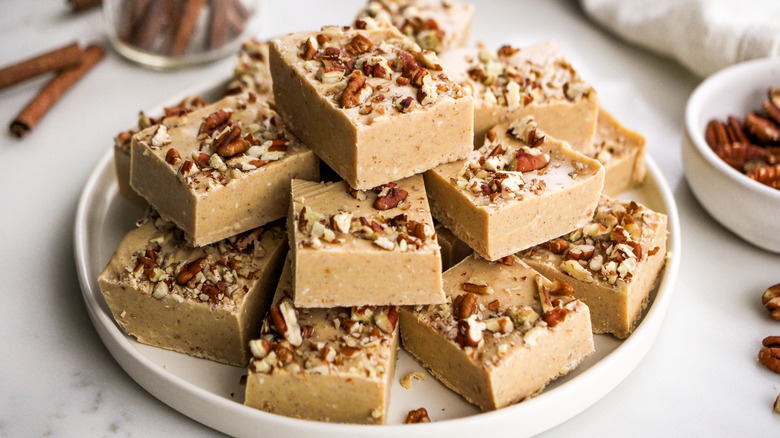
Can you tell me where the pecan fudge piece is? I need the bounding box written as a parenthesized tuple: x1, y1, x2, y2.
(590, 107, 647, 196)
(244, 256, 399, 424)
(114, 96, 207, 206)
(290, 174, 444, 307)
(436, 223, 472, 271)
(440, 41, 599, 150)
(269, 25, 473, 190)
(425, 116, 605, 261)
(130, 93, 319, 247)
(224, 39, 273, 98)
(354, 0, 474, 53)
(400, 254, 594, 411)
(97, 214, 287, 366)
(519, 196, 667, 338)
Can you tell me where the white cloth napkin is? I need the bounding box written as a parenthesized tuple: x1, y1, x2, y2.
(580, 0, 780, 77)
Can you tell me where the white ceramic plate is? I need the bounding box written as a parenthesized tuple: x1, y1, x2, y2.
(74, 81, 680, 438)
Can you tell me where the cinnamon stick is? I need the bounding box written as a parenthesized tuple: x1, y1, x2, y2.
(10, 44, 105, 138)
(170, 0, 208, 56)
(208, 0, 228, 50)
(67, 0, 102, 12)
(0, 42, 83, 91)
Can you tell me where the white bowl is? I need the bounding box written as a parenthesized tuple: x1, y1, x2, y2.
(682, 57, 780, 253)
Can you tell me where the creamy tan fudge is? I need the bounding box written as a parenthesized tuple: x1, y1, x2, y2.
(290, 174, 443, 307)
(425, 116, 605, 261)
(400, 254, 594, 411)
(440, 41, 599, 150)
(114, 96, 207, 206)
(519, 196, 667, 338)
(591, 107, 647, 196)
(224, 39, 273, 98)
(354, 0, 474, 53)
(97, 214, 287, 366)
(245, 256, 399, 424)
(130, 93, 319, 247)
(269, 25, 473, 190)
(436, 223, 472, 271)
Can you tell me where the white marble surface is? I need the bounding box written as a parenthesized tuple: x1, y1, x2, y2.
(0, 0, 778, 436)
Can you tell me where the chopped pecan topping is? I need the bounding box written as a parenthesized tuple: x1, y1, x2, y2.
(344, 34, 373, 55)
(199, 109, 231, 135)
(340, 71, 372, 109)
(374, 187, 408, 210)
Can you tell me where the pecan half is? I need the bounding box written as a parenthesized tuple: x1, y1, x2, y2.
(759, 346, 780, 374)
(745, 112, 780, 143)
(705, 119, 730, 148)
(515, 149, 550, 172)
(747, 164, 780, 189)
(762, 284, 780, 321)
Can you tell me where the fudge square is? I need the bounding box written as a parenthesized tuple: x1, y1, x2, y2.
(114, 95, 207, 206)
(244, 256, 399, 424)
(354, 0, 474, 53)
(424, 116, 605, 261)
(519, 196, 668, 338)
(130, 93, 319, 247)
(400, 254, 594, 411)
(439, 41, 599, 150)
(591, 107, 647, 196)
(97, 214, 287, 367)
(289, 174, 444, 307)
(269, 25, 473, 190)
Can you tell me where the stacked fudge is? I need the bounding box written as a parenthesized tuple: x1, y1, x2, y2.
(98, 0, 667, 426)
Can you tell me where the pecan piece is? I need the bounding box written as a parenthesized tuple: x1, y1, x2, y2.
(542, 307, 567, 327)
(498, 45, 520, 57)
(454, 292, 478, 321)
(175, 257, 207, 285)
(762, 284, 780, 321)
(405, 408, 430, 424)
(515, 149, 550, 172)
(374, 187, 408, 210)
(541, 238, 569, 254)
(344, 34, 373, 55)
(199, 109, 231, 135)
(547, 279, 573, 296)
(374, 306, 398, 334)
(461, 282, 492, 295)
(165, 148, 181, 165)
(340, 71, 372, 109)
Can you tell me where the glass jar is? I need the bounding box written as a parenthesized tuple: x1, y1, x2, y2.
(102, 0, 260, 70)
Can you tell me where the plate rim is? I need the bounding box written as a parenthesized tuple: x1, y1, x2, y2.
(73, 83, 681, 437)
